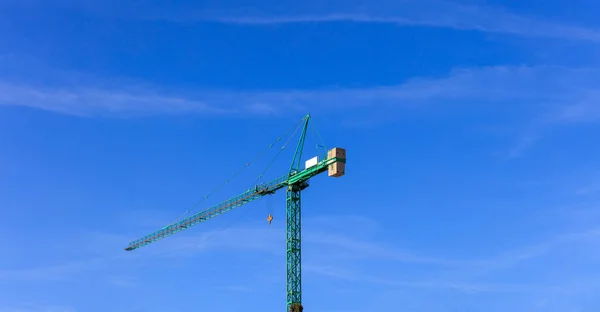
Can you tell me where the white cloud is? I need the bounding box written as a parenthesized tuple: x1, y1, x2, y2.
(1, 213, 599, 312)
(0, 82, 234, 117)
(107, 275, 137, 288)
(1, 65, 599, 158)
(2, 66, 600, 120)
(0, 255, 132, 281)
(0, 215, 448, 282)
(553, 95, 600, 123)
(222, 285, 253, 292)
(2, 213, 599, 297)
(477, 227, 600, 268)
(205, 7, 600, 42)
(576, 184, 600, 195)
(47, 0, 600, 42)
(303, 226, 600, 300)
(304, 232, 455, 265)
(0, 304, 76, 312)
(303, 263, 567, 295)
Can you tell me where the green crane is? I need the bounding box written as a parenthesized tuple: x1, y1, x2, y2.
(124, 114, 346, 312)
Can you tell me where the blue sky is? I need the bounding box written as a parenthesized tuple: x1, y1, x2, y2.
(1, 0, 600, 311)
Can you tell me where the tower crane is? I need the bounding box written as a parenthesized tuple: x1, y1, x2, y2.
(124, 114, 346, 312)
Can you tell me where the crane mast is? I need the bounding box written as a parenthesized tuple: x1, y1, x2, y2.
(124, 114, 346, 312)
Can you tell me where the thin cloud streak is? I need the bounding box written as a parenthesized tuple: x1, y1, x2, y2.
(2, 216, 599, 302)
(134, 0, 600, 42)
(2, 65, 600, 119)
(576, 184, 600, 195)
(0, 82, 235, 117)
(107, 275, 137, 288)
(305, 227, 600, 295)
(430, 227, 600, 285)
(0, 254, 133, 281)
(211, 11, 600, 42)
(0, 216, 450, 282)
(0, 305, 76, 312)
(304, 263, 569, 294)
(7, 0, 598, 41)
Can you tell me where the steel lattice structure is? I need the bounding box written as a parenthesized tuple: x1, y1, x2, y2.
(124, 114, 346, 311)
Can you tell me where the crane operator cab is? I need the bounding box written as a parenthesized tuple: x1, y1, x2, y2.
(267, 214, 273, 225)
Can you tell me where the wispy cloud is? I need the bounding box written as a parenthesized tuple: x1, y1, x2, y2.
(2, 65, 600, 120)
(305, 224, 600, 293)
(304, 232, 455, 265)
(161, 217, 600, 295)
(303, 263, 569, 295)
(206, 6, 600, 42)
(107, 275, 137, 288)
(0, 82, 235, 117)
(576, 184, 600, 195)
(221, 285, 253, 293)
(53, 0, 600, 42)
(507, 88, 600, 157)
(2, 65, 599, 157)
(2, 213, 599, 297)
(1, 214, 598, 312)
(470, 227, 600, 271)
(552, 96, 600, 123)
(508, 132, 540, 158)
(0, 215, 447, 282)
(0, 255, 132, 281)
(0, 304, 76, 312)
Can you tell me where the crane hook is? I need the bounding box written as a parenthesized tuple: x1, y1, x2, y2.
(267, 214, 273, 225)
